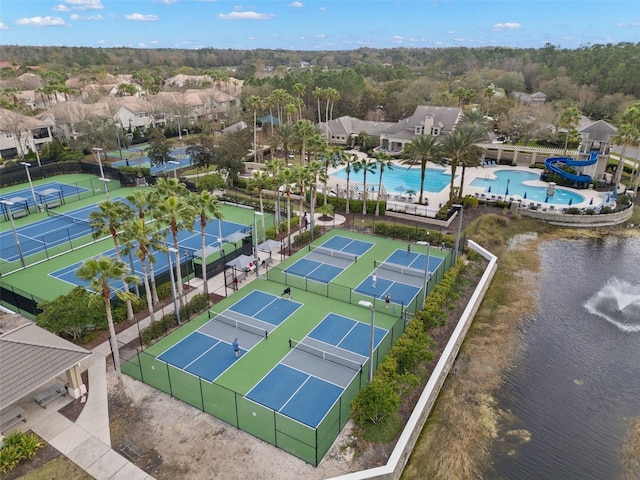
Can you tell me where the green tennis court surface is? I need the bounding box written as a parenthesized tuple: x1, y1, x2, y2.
(123, 230, 453, 465)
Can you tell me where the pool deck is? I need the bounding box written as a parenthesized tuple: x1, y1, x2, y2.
(328, 150, 612, 211)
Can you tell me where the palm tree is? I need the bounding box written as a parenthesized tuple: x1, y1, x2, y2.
(403, 135, 443, 205)
(353, 157, 376, 214)
(279, 167, 296, 255)
(294, 166, 311, 220)
(77, 256, 139, 388)
(559, 106, 581, 155)
(189, 190, 222, 297)
(89, 200, 136, 320)
(293, 119, 318, 166)
(125, 189, 160, 304)
(293, 82, 306, 119)
(344, 153, 358, 214)
(273, 123, 295, 161)
(121, 218, 165, 325)
(484, 86, 496, 116)
(373, 152, 393, 215)
(312, 86, 326, 124)
(248, 95, 263, 163)
(320, 148, 344, 206)
(249, 170, 270, 242)
(440, 123, 486, 201)
(153, 178, 196, 306)
(305, 160, 325, 238)
(264, 159, 284, 234)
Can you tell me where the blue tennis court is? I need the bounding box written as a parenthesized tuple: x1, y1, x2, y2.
(246, 313, 388, 428)
(353, 248, 444, 307)
(48, 218, 249, 290)
(284, 236, 374, 284)
(112, 147, 192, 174)
(0, 200, 125, 263)
(158, 291, 301, 382)
(0, 181, 88, 212)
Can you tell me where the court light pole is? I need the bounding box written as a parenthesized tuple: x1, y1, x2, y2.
(417, 235, 431, 307)
(167, 160, 180, 179)
(20, 162, 38, 212)
(0, 200, 25, 268)
(358, 300, 376, 382)
(254, 211, 263, 278)
(453, 204, 464, 262)
(166, 246, 181, 325)
(92, 147, 110, 199)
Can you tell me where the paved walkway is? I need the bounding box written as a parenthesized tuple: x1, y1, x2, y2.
(11, 215, 344, 479)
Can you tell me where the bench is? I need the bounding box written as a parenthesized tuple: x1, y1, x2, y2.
(45, 200, 61, 209)
(33, 383, 67, 408)
(10, 210, 28, 219)
(0, 406, 26, 434)
(262, 257, 273, 267)
(120, 435, 142, 461)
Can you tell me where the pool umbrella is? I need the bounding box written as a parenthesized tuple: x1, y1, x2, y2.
(589, 197, 594, 205)
(568, 198, 573, 206)
(487, 185, 492, 193)
(523, 191, 527, 199)
(545, 195, 549, 203)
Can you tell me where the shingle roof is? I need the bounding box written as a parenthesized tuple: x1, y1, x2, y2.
(579, 119, 618, 141)
(379, 106, 462, 136)
(0, 321, 91, 410)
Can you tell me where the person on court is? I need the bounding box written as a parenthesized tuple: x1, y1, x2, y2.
(385, 294, 391, 308)
(282, 286, 292, 299)
(372, 273, 377, 288)
(232, 338, 240, 358)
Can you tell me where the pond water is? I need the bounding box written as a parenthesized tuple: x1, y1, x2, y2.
(489, 236, 640, 479)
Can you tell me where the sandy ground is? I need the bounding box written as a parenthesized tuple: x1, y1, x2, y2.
(108, 370, 374, 480)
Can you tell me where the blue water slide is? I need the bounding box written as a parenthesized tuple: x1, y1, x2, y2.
(544, 150, 598, 183)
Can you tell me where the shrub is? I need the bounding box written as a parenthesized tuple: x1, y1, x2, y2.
(155, 282, 173, 300)
(0, 432, 44, 474)
(350, 378, 400, 425)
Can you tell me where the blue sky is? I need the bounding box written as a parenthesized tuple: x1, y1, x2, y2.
(1, 0, 639, 51)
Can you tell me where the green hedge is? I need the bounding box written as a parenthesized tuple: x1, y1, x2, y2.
(350, 259, 466, 429)
(140, 293, 210, 345)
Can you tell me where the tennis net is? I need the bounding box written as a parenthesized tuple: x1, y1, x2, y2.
(214, 313, 268, 338)
(47, 209, 92, 228)
(374, 260, 424, 278)
(309, 245, 358, 262)
(289, 339, 362, 371)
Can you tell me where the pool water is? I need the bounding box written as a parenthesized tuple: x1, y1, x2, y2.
(331, 166, 452, 194)
(471, 169, 585, 205)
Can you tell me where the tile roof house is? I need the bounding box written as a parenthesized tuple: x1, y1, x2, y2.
(36, 101, 111, 141)
(0, 316, 91, 411)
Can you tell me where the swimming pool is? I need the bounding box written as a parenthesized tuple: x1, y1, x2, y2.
(471, 169, 586, 205)
(331, 166, 452, 194)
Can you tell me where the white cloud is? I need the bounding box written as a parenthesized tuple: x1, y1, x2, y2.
(64, 0, 104, 10)
(393, 35, 404, 41)
(289, 1, 304, 7)
(318, 7, 325, 11)
(124, 13, 160, 21)
(493, 22, 522, 31)
(70, 13, 103, 21)
(0, 22, 7, 30)
(52, 4, 70, 12)
(97, 39, 105, 44)
(15, 16, 67, 27)
(617, 21, 640, 27)
(217, 11, 274, 20)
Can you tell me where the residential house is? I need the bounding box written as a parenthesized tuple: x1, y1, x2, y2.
(317, 116, 394, 146)
(513, 91, 547, 105)
(36, 102, 111, 141)
(377, 106, 463, 154)
(0, 109, 52, 160)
